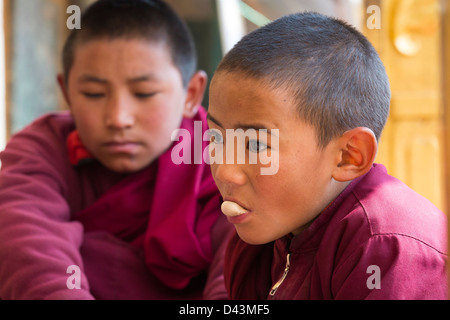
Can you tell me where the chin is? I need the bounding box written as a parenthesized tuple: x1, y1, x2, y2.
(236, 228, 278, 245)
(103, 158, 151, 173)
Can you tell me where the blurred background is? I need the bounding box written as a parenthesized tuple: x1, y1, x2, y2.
(0, 0, 449, 216)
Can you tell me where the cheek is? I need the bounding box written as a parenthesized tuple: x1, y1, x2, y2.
(255, 156, 309, 208)
(210, 166, 226, 197)
(146, 93, 185, 125)
(71, 108, 102, 139)
(210, 164, 219, 182)
(138, 105, 184, 153)
(68, 92, 101, 128)
(140, 108, 164, 128)
(144, 108, 181, 135)
(282, 145, 322, 182)
(278, 152, 334, 211)
(252, 174, 285, 203)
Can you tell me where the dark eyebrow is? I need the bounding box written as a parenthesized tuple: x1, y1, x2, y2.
(78, 74, 107, 84)
(127, 74, 160, 84)
(77, 74, 159, 84)
(207, 113, 278, 137)
(207, 113, 223, 128)
(236, 124, 279, 137)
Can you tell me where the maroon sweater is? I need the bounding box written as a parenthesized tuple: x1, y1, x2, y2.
(0, 109, 232, 300)
(225, 164, 448, 300)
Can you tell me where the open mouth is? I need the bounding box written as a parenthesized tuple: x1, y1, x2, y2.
(221, 201, 249, 217)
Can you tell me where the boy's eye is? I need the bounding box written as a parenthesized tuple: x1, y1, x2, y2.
(209, 130, 223, 144)
(82, 92, 105, 99)
(248, 139, 268, 153)
(135, 92, 158, 99)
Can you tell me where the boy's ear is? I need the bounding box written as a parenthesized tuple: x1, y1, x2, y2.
(183, 70, 208, 118)
(332, 127, 377, 182)
(57, 74, 71, 107)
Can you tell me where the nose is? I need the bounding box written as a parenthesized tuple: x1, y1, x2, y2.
(104, 94, 135, 129)
(212, 162, 247, 187)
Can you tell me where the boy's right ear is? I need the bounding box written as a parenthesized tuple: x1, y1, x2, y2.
(57, 74, 71, 107)
(331, 127, 377, 182)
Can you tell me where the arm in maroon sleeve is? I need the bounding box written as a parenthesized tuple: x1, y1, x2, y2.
(0, 115, 95, 300)
(332, 235, 448, 300)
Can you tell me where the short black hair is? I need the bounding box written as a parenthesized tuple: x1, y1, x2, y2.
(216, 12, 391, 148)
(62, 0, 197, 87)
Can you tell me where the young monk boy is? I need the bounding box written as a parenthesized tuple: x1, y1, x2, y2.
(207, 12, 448, 299)
(0, 0, 231, 299)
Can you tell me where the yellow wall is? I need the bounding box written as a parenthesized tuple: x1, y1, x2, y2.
(364, 0, 444, 210)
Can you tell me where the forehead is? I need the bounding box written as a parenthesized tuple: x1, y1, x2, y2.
(74, 38, 170, 65)
(69, 38, 181, 84)
(209, 71, 296, 123)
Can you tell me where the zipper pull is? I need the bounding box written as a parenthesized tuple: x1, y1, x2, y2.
(269, 253, 291, 297)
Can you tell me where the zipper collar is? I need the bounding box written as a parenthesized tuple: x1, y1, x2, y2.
(269, 252, 291, 297)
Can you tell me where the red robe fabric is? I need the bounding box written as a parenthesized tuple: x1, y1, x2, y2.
(225, 164, 448, 300)
(0, 107, 233, 300)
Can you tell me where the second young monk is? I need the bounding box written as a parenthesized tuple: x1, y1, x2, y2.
(207, 12, 448, 299)
(0, 0, 232, 300)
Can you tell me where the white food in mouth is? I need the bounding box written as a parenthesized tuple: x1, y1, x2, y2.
(221, 201, 248, 217)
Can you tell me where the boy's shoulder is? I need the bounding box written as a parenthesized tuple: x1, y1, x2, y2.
(340, 164, 446, 254)
(321, 165, 447, 299)
(9, 111, 75, 145)
(1, 111, 75, 167)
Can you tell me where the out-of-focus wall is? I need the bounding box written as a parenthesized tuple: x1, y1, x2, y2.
(365, 0, 444, 210)
(4, 0, 72, 138)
